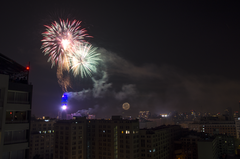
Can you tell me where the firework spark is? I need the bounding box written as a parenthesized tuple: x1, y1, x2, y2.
(41, 19, 92, 68)
(70, 43, 101, 78)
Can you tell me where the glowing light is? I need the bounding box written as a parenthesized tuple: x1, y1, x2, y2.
(122, 102, 130, 110)
(70, 43, 101, 78)
(26, 66, 30, 70)
(61, 93, 68, 102)
(62, 105, 67, 110)
(41, 19, 92, 68)
(61, 39, 70, 50)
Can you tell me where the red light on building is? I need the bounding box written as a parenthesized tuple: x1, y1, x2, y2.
(10, 112, 12, 114)
(26, 66, 30, 70)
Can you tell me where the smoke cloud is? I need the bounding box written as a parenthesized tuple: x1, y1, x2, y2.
(64, 48, 240, 118)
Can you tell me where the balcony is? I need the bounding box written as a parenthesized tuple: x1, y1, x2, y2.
(4, 123, 29, 131)
(7, 90, 30, 104)
(3, 142, 29, 152)
(4, 139, 28, 145)
(4, 130, 28, 145)
(5, 110, 30, 124)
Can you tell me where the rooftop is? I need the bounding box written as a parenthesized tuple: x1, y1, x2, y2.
(0, 53, 29, 84)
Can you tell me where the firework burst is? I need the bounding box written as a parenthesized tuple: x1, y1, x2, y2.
(70, 43, 101, 78)
(41, 19, 92, 68)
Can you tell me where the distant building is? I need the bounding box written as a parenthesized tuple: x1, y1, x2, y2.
(216, 135, 235, 157)
(87, 115, 95, 119)
(198, 137, 218, 159)
(0, 53, 32, 159)
(140, 125, 182, 159)
(139, 117, 174, 129)
(66, 110, 96, 120)
(54, 116, 140, 159)
(139, 111, 151, 120)
(29, 119, 55, 159)
(54, 118, 87, 159)
(175, 133, 220, 159)
(188, 121, 236, 138)
(235, 117, 240, 138)
(224, 107, 233, 121)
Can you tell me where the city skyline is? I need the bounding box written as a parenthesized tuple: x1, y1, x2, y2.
(1, 1, 240, 117)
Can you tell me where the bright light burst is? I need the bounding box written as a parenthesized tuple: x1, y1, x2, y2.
(41, 19, 92, 67)
(70, 43, 101, 78)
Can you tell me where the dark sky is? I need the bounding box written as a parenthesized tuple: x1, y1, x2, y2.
(1, 1, 240, 118)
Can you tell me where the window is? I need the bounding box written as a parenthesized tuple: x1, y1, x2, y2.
(4, 130, 26, 144)
(7, 91, 29, 103)
(11, 150, 24, 159)
(5, 111, 27, 123)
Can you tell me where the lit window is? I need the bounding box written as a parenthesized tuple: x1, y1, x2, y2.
(43, 131, 46, 134)
(39, 131, 41, 134)
(103, 130, 105, 133)
(48, 130, 51, 133)
(121, 131, 124, 134)
(126, 130, 130, 134)
(149, 150, 151, 152)
(133, 131, 135, 134)
(153, 149, 155, 152)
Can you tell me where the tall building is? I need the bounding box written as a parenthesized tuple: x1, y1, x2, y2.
(174, 131, 223, 159)
(139, 125, 182, 159)
(54, 118, 87, 159)
(0, 53, 32, 159)
(216, 135, 235, 157)
(54, 116, 140, 159)
(59, 94, 68, 120)
(29, 119, 55, 159)
(197, 137, 218, 159)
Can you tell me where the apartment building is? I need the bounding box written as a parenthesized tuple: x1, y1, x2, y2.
(139, 125, 182, 159)
(54, 118, 87, 159)
(54, 116, 140, 159)
(0, 53, 32, 159)
(29, 119, 55, 159)
(188, 121, 236, 137)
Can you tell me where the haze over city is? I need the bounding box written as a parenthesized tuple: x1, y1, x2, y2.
(1, 1, 240, 118)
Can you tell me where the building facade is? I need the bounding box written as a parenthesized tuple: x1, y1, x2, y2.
(54, 116, 140, 159)
(139, 125, 182, 159)
(188, 121, 236, 138)
(0, 53, 32, 159)
(29, 119, 55, 159)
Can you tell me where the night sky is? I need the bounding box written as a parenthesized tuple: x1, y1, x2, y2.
(1, 1, 240, 118)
